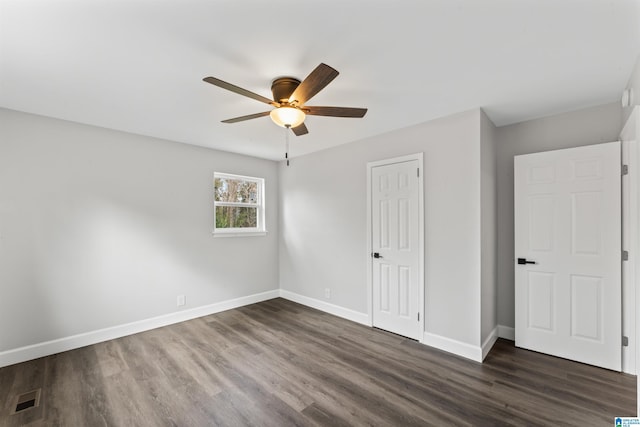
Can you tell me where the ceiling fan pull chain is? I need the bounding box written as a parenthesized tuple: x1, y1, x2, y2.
(285, 125, 290, 166)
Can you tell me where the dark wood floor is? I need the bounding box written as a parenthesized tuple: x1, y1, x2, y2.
(0, 298, 635, 426)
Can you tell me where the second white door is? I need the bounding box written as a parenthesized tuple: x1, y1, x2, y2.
(514, 141, 622, 371)
(371, 158, 422, 340)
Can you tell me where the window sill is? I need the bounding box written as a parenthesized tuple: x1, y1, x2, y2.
(212, 230, 268, 238)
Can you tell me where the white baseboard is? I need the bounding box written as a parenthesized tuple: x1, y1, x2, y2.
(424, 326, 499, 363)
(423, 331, 483, 363)
(481, 327, 499, 361)
(0, 289, 280, 368)
(498, 325, 515, 341)
(279, 290, 494, 364)
(279, 290, 370, 326)
(0, 288, 519, 369)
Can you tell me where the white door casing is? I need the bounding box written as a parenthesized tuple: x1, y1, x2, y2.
(619, 107, 639, 414)
(368, 154, 424, 341)
(622, 139, 637, 375)
(514, 141, 621, 371)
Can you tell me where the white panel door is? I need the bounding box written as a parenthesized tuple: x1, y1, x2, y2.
(372, 159, 421, 340)
(514, 141, 621, 371)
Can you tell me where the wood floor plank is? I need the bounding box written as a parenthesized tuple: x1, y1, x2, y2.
(0, 298, 635, 426)
(0, 357, 47, 426)
(43, 348, 115, 426)
(101, 369, 168, 427)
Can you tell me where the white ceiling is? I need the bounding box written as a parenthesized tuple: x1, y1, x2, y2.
(1, 0, 639, 161)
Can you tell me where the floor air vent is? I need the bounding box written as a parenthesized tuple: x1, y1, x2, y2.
(11, 389, 41, 415)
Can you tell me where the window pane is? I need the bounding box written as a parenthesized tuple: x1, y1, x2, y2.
(215, 206, 257, 229)
(215, 177, 258, 204)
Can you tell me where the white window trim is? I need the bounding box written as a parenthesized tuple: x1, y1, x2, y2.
(213, 172, 266, 237)
(213, 231, 268, 238)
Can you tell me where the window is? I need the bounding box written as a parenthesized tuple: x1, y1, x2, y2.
(213, 172, 265, 236)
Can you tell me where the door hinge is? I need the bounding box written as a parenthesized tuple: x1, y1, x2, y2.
(417, 312, 420, 321)
(623, 250, 629, 261)
(622, 164, 629, 175)
(417, 168, 420, 178)
(623, 336, 629, 347)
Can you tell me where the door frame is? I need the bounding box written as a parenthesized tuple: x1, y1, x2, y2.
(366, 152, 425, 343)
(622, 139, 637, 375)
(621, 110, 639, 378)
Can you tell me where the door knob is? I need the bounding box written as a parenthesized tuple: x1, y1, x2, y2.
(517, 258, 536, 265)
(372, 252, 383, 259)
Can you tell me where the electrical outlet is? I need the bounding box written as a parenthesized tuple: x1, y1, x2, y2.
(177, 295, 186, 307)
(324, 288, 331, 299)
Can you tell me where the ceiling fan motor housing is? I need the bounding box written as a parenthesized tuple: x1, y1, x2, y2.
(271, 77, 301, 104)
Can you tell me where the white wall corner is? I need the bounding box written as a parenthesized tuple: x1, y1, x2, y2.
(0, 289, 280, 369)
(497, 325, 515, 341)
(481, 327, 499, 361)
(422, 331, 483, 363)
(279, 289, 370, 326)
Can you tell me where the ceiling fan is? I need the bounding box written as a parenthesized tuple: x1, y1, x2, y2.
(203, 63, 367, 136)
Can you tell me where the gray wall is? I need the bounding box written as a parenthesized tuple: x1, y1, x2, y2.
(1, 97, 625, 358)
(480, 110, 498, 343)
(495, 102, 623, 329)
(0, 108, 279, 352)
(279, 109, 486, 347)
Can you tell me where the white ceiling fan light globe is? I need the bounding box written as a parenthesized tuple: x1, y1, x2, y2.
(270, 107, 305, 128)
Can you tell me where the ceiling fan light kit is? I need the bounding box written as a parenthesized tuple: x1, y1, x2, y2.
(270, 106, 305, 128)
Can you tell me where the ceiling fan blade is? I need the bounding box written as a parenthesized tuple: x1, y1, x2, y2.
(221, 111, 271, 123)
(203, 77, 278, 106)
(288, 63, 339, 106)
(291, 123, 309, 136)
(304, 106, 368, 118)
